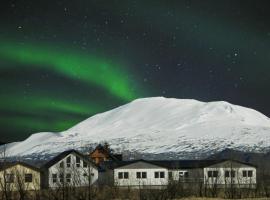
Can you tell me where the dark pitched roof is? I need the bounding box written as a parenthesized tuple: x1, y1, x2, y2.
(0, 161, 40, 172)
(151, 160, 220, 169)
(100, 159, 169, 171)
(99, 159, 256, 171)
(203, 159, 257, 168)
(43, 149, 98, 169)
(152, 159, 257, 169)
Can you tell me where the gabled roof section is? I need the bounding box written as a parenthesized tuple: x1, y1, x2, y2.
(102, 159, 167, 170)
(100, 159, 256, 171)
(152, 159, 257, 169)
(43, 149, 98, 169)
(203, 159, 257, 168)
(151, 160, 220, 169)
(0, 161, 40, 172)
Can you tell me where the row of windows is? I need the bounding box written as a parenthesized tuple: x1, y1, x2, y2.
(243, 170, 253, 178)
(59, 156, 88, 168)
(168, 171, 189, 179)
(52, 174, 72, 183)
(208, 170, 253, 178)
(4, 173, 33, 183)
(52, 173, 94, 183)
(118, 171, 165, 179)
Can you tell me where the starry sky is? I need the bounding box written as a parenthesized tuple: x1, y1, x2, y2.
(1, 0, 270, 142)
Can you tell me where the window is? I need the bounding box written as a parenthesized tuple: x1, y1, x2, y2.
(66, 174, 71, 183)
(179, 171, 189, 178)
(118, 172, 123, 179)
(142, 172, 147, 178)
(83, 161, 87, 168)
(213, 171, 218, 177)
(76, 156, 80, 167)
(118, 172, 129, 179)
(137, 172, 147, 179)
(124, 172, 129, 179)
(225, 170, 235, 178)
(83, 173, 87, 177)
(60, 173, 64, 183)
(25, 174, 32, 183)
(168, 172, 172, 179)
(160, 172, 165, 178)
(225, 171, 229, 177)
(231, 170, 236, 178)
(208, 170, 218, 178)
(243, 170, 253, 177)
(52, 174, 57, 183)
(66, 156, 71, 168)
(243, 170, 247, 177)
(248, 170, 253, 177)
(5, 174, 14, 183)
(60, 161, 64, 168)
(155, 171, 165, 178)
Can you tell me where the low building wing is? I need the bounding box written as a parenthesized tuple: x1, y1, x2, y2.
(203, 160, 257, 187)
(113, 160, 168, 187)
(0, 162, 41, 191)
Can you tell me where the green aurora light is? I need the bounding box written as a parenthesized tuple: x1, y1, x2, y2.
(0, 40, 142, 101)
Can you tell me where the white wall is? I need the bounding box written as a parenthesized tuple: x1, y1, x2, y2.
(48, 152, 98, 188)
(114, 168, 168, 187)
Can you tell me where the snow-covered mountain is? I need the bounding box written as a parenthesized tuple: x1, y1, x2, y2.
(3, 97, 270, 159)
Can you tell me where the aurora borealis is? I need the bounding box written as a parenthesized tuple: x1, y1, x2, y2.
(0, 40, 140, 100)
(1, 0, 270, 142)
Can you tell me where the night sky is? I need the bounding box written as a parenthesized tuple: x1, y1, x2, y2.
(1, 0, 270, 142)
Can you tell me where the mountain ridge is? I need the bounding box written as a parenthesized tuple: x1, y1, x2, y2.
(2, 97, 270, 159)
